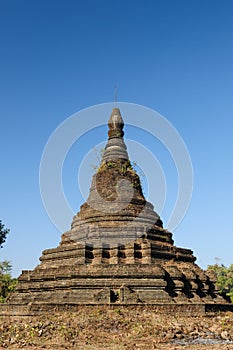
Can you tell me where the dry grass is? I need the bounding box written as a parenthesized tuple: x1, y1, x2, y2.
(1, 306, 233, 349)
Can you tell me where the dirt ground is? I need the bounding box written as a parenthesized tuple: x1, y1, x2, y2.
(2, 345, 233, 350)
(1, 306, 233, 349)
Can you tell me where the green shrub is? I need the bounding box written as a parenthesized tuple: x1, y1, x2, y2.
(0, 261, 18, 302)
(207, 263, 233, 301)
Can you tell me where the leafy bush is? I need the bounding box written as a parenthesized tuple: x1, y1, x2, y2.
(0, 261, 18, 302)
(207, 263, 233, 301)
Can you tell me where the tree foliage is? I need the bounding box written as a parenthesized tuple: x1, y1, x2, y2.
(0, 222, 16, 302)
(0, 261, 17, 302)
(0, 220, 10, 248)
(207, 263, 233, 302)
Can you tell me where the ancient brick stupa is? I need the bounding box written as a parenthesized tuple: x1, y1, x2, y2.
(2, 108, 231, 315)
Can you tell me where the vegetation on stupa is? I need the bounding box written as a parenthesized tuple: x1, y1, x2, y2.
(96, 160, 144, 201)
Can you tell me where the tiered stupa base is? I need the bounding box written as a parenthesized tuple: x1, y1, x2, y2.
(1, 237, 231, 315)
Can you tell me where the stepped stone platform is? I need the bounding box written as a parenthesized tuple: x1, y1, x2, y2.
(1, 108, 232, 315)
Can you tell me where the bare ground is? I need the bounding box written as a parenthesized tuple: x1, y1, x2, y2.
(1, 306, 233, 349)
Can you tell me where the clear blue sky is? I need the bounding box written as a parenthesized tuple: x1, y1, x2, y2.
(1, 0, 233, 277)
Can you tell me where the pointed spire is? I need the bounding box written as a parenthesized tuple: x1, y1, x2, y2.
(108, 108, 124, 138)
(102, 108, 129, 162)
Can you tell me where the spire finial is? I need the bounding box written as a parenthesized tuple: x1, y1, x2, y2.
(114, 85, 118, 104)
